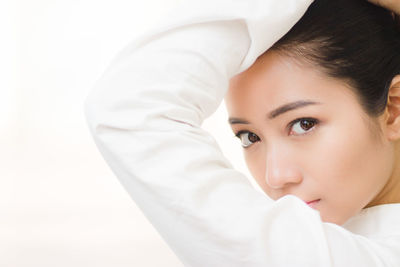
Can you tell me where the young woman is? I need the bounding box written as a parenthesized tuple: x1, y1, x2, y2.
(85, 0, 400, 266)
(225, 0, 400, 226)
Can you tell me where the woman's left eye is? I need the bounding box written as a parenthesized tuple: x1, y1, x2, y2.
(289, 118, 319, 135)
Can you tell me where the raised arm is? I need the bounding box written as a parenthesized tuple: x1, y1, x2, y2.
(84, 0, 400, 266)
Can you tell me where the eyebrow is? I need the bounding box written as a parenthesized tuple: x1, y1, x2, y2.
(228, 100, 322, 125)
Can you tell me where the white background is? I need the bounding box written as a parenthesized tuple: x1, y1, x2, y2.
(2, 0, 257, 266)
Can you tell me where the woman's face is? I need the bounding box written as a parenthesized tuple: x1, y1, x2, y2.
(225, 51, 394, 225)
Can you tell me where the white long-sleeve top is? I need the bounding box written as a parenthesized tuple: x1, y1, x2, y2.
(84, 0, 400, 266)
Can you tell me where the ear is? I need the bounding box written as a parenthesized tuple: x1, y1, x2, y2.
(384, 75, 400, 141)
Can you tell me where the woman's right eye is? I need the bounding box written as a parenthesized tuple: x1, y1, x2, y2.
(234, 131, 260, 148)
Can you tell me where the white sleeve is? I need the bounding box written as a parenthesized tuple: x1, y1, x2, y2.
(84, 0, 399, 266)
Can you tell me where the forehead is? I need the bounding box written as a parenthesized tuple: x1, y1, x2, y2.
(225, 51, 358, 116)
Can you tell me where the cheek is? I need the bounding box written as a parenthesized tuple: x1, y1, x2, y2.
(312, 120, 390, 215)
(316, 130, 366, 186)
(243, 148, 268, 190)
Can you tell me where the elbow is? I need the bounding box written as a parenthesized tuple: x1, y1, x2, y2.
(83, 91, 98, 135)
(84, 88, 117, 137)
(83, 85, 145, 137)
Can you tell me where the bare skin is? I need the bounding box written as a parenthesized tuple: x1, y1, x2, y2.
(364, 76, 400, 208)
(225, 51, 400, 225)
(363, 0, 400, 207)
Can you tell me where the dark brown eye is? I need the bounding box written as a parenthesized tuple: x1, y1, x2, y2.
(300, 119, 315, 130)
(290, 118, 318, 135)
(235, 131, 260, 148)
(248, 133, 259, 142)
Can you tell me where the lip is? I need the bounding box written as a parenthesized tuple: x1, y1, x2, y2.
(305, 199, 320, 208)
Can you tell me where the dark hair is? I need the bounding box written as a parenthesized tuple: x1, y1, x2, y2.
(269, 0, 400, 118)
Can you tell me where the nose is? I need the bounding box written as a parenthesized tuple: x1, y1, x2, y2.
(265, 148, 303, 190)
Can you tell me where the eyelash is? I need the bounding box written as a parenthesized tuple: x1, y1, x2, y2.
(234, 117, 319, 148)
